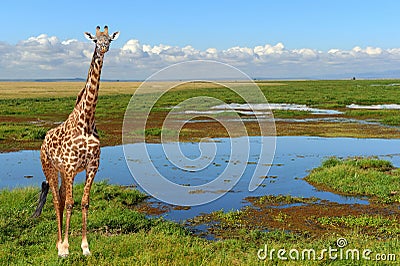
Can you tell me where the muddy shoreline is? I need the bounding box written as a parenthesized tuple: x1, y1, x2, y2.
(2, 115, 400, 152)
(186, 196, 400, 240)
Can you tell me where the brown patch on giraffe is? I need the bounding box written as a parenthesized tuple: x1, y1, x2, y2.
(87, 95, 94, 102)
(89, 86, 96, 95)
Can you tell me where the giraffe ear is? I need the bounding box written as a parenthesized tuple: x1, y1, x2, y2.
(84, 32, 97, 42)
(110, 31, 120, 41)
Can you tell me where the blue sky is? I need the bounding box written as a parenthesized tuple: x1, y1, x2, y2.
(3, 0, 399, 50)
(1, 0, 400, 79)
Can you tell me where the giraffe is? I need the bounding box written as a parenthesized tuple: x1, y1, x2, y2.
(33, 26, 119, 257)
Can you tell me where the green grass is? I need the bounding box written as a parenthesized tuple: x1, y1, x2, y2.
(318, 214, 398, 229)
(2, 79, 400, 119)
(2, 182, 400, 265)
(0, 97, 76, 117)
(258, 80, 400, 108)
(272, 110, 312, 118)
(255, 194, 320, 205)
(317, 215, 400, 238)
(0, 94, 131, 119)
(0, 123, 49, 141)
(213, 209, 244, 227)
(144, 127, 177, 137)
(306, 157, 400, 203)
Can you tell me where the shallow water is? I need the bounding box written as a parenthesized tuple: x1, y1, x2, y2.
(183, 103, 343, 116)
(2, 136, 400, 221)
(347, 103, 400, 110)
(185, 117, 400, 131)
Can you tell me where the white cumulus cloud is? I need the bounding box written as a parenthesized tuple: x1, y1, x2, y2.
(1, 34, 400, 80)
(254, 43, 285, 56)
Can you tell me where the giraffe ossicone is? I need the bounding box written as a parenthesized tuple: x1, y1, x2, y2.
(84, 25, 120, 54)
(34, 26, 119, 257)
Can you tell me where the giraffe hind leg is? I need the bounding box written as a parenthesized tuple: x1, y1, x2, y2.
(40, 151, 64, 254)
(59, 173, 67, 218)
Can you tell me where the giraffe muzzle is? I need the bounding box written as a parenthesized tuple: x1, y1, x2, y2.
(101, 47, 108, 53)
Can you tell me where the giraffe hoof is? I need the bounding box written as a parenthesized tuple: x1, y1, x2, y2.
(83, 249, 91, 256)
(58, 253, 69, 258)
(58, 245, 69, 258)
(81, 242, 91, 256)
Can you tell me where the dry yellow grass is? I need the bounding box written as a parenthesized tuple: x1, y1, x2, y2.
(0, 81, 284, 99)
(0, 81, 139, 99)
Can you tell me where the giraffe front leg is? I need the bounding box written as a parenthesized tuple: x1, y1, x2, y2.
(81, 165, 98, 256)
(81, 202, 91, 256)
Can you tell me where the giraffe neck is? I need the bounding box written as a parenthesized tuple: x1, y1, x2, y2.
(74, 49, 104, 134)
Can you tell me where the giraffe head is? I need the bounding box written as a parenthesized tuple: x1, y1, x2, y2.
(84, 26, 119, 54)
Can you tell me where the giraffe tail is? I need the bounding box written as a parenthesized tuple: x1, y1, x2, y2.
(32, 181, 50, 218)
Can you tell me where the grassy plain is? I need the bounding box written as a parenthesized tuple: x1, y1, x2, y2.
(1, 79, 400, 151)
(2, 81, 400, 264)
(2, 182, 400, 265)
(2, 181, 400, 265)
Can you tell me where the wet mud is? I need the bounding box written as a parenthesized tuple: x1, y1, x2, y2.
(186, 196, 400, 240)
